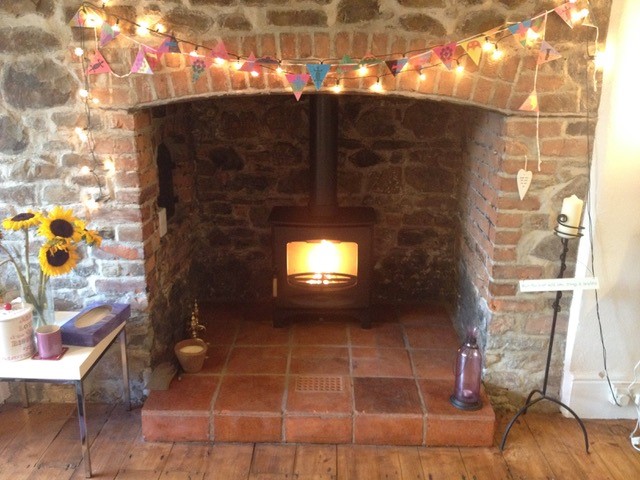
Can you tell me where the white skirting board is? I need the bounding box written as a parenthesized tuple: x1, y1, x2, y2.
(563, 378, 638, 419)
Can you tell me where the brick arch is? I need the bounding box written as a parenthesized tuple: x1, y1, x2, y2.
(91, 32, 581, 115)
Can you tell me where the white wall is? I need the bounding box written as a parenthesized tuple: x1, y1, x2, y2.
(563, 0, 640, 419)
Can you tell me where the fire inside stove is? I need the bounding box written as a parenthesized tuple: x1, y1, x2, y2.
(286, 239, 358, 288)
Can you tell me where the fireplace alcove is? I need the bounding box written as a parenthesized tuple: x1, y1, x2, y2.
(149, 93, 467, 336)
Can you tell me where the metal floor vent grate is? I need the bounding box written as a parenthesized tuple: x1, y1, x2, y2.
(295, 376, 344, 393)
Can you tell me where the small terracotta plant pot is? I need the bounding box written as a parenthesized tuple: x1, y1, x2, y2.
(174, 338, 208, 373)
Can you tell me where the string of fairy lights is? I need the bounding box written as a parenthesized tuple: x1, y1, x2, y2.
(69, 0, 600, 208)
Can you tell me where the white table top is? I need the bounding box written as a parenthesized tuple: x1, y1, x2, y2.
(0, 312, 125, 382)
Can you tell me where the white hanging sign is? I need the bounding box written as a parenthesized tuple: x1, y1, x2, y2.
(519, 277, 599, 292)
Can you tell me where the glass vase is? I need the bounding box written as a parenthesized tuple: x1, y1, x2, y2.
(19, 274, 54, 328)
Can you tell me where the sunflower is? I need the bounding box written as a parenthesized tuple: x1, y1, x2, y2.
(82, 228, 102, 247)
(38, 240, 79, 277)
(2, 211, 41, 230)
(38, 206, 82, 242)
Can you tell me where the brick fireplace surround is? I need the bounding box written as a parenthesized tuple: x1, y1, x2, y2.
(0, 0, 610, 432)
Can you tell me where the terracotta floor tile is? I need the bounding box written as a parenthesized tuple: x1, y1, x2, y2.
(291, 321, 348, 345)
(351, 347, 413, 378)
(410, 348, 457, 379)
(142, 413, 210, 442)
(290, 346, 349, 375)
(236, 320, 290, 345)
(142, 375, 218, 412)
(225, 346, 289, 374)
(353, 377, 423, 414)
(396, 304, 451, 326)
(199, 345, 230, 374)
(404, 324, 460, 350)
(286, 375, 353, 414)
(349, 322, 405, 348)
(285, 415, 353, 443)
(214, 414, 282, 442)
(354, 414, 423, 445)
(215, 375, 285, 413)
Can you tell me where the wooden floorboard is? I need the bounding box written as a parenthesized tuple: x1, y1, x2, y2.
(1, 404, 639, 479)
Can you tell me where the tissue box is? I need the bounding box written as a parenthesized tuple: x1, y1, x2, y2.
(61, 303, 130, 347)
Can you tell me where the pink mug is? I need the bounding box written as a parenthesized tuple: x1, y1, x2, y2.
(35, 325, 63, 359)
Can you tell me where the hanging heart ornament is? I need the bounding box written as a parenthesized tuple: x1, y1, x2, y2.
(517, 169, 533, 200)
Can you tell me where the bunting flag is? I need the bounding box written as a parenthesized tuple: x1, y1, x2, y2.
(99, 22, 119, 47)
(432, 42, 457, 70)
(141, 46, 160, 70)
(508, 20, 532, 47)
(210, 41, 229, 63)
(519, 91, 539, 112)
(408, 50, 432, 69)
(537, 41, 561, 65)
(190, 57, 209, 82)
(461, 39, 483, 66)
(337, 55, 358, 75)
(555, 2, 579, 28)
(131, 47, 153, 74)
(385, 58, 408, 76)
(86, 50, 112, 75)
(239, 52, 261, 74)
(360, 51, 382, 66)
(307, 63, 331, 90)
(285, 73, 310, 101)
(158, 35, 181, 56)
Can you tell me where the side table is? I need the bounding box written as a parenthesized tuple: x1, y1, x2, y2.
(0, 311, 130, 478)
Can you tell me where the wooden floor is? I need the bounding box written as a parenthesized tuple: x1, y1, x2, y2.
(0, 402, 639, 479)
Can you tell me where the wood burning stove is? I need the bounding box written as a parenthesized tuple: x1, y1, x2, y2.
(269, 95, 375, 328)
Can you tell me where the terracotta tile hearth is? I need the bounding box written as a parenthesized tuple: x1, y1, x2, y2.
(141, 303, 495, 446)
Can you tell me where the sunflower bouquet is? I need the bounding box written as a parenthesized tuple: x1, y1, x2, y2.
(0, 207, 101, 327)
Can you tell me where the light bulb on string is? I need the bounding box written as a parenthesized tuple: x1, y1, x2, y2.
(92, 97, 100, 105)
(419, 69, 427, 81)
(275, 62, 284, 74)
(455, 60, 464, 74)
(571, 8, 589, 24)
(482, 37, 494, 52)
(74, 47, 84, 57)
(233, 57, 243, 70)
(526, 28, 540, 45)
(370, 78, 383, 93)
(358, 64, 368, 76)
(155, 23, 167, 34)
(331, 80, 343, 94)
(80, 165, 91, 175)
(85, 12, 103, 28)
(78, 88, 89, 99)
(250, 69, 260, 77)
(136, 20, 150, 36)
(214, 56, 226, 66)
(75, 127, 89, 143)
(491, 45, 504, 61)
(189, 48, 199, 58)
(112, 20, 120, 33)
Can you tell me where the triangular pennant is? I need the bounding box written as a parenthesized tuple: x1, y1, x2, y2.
(432, 42, 457, 70)
(337, 55, 358, 75)
(385, 58, 408, 77)
(306, 63, 331, 90)
(68, 5, 103, 28)
(257, 56, 279, 66)
(508, 20, 532, 47)
(99, 22, 119, 47)
(519, 91, 539, 112)
(190, 57, 209, 82)
(210, 41, 229, 64)
(239, 52, 261, 74)
(537, 41, 562, 65)
(86, 51, 112, 75)
(142, 45, 160, 70)
(461, 39, 483, 66)
(408, 50, 432, 69)
(360, 51, 382, 66)
(68, 7, 87, 27)
(554, 2, 579, 28)
(285, 73, 310, 101)
(158, 35, 181, 55)
(131, 48, 153, 74)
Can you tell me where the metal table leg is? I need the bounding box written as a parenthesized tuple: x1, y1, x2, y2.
(75, 380, 92, 478)
(119, 328, 130, 410)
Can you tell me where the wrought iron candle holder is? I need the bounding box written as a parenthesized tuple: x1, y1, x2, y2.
(500, 214, 589, 453)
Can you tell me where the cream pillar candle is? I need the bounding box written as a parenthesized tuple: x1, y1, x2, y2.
(556, 194, 584, 238)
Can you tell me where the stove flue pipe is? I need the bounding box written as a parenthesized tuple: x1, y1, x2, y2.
(308, 94, 338, 217)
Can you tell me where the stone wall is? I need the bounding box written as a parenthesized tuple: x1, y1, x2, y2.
(0, 0, 610, 405)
